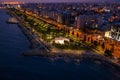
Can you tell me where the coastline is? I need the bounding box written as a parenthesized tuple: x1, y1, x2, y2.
(6, 8, 86, 56)
(5, 9, 120, 74)
(23, 49, 120, 77)
(6, 9, 41, 49)
(17, 23, 39, 49)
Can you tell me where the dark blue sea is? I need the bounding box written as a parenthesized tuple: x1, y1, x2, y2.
(0, 9, 120, 80)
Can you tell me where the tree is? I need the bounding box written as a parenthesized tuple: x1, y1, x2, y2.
(104, 49, 113, 58)
(110, 44, 114, 53)
(101, 42, 105, 49)
(23, 14, 28, 21)
(94, 41, 98, 46)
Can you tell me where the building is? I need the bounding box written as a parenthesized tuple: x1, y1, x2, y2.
(53, 37, 70, 44)
(75, 15, 99, 29)
(104, 23, 120, 41)
(57, 11, 74, 26)
(2, 1, 24, 5)
(104, 31, 111, 38)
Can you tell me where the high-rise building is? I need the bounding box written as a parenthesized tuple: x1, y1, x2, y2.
(75, 15, 99, 29)
(57, 13, 63, 23)
(104, 23, 120, 41)
(57, 11, 74, 26)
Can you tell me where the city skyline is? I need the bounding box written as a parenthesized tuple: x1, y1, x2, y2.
(0, 0, 119, 3)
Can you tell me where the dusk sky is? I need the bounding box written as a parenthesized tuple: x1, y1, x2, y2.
(0, 0, 119, 3)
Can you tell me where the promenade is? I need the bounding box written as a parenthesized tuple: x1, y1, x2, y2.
(6, 8, 120, 71)
(6, 8, 50, 52)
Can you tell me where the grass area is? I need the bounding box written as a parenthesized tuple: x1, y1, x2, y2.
(12, 9, 68, 42)
(11, 8, 88, 50)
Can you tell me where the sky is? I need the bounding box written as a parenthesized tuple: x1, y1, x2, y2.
(0, 0, 119, 3)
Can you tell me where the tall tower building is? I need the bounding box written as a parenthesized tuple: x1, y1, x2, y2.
(75, 15, 99, 29)
(104, 23, 120, 41)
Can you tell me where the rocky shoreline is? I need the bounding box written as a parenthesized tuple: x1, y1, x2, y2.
(17, 23, 39, 49)
(23, 49, 120, 76)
